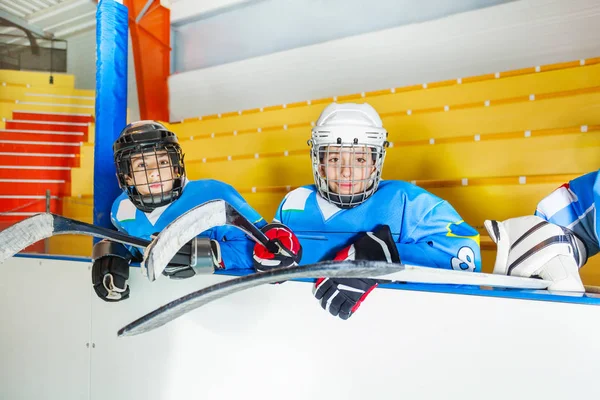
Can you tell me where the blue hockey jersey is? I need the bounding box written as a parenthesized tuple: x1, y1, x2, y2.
(110, 179, 266, 271)
(274, 180, 481, 271)
(535, 170, 600, 258)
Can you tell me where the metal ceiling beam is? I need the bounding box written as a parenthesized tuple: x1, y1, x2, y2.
(54, 18, 95, 37)
(0, 2, 27, 18)
(7, 0, 36, 16)
(28, 0, 52, 8)
(0, 9, 51, 38)
(28, 0, 88, 23)
(43, 9, 95, 31)
(13, 0, 40, 13)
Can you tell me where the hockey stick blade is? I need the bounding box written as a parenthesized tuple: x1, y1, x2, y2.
(0, 213, 152, 263)
(119, 260, 406, 337)
(375, 265, 552, 289)
(0, 213, 54, 262)
(144, 199, 274, 282)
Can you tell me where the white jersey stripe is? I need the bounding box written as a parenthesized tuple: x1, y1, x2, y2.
(536, 186, 578, 219)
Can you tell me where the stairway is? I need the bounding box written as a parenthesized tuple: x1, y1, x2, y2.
(0, 69, 95, 254)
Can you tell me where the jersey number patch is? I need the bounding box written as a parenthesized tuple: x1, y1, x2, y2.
(451, 246, 476, 272)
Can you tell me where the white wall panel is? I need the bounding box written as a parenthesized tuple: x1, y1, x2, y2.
(169, 0, 600, 121)
(171, 0, 255, 25)
(67, 29, 96, 90)
(3, 255, 600, 399)
(172, 0, 512, 72)
(0, 256, 92, 400)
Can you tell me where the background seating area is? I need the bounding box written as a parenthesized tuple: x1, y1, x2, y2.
(2, 58, 599, 282)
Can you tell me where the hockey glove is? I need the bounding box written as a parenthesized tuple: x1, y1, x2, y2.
(484, 216, 587, 292)
(91, 240, 131, 302)
(253, 223, 302, 272)
(314, 225, 400, 320)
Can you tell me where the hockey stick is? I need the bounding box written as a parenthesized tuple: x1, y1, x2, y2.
(0, 213, 197, 266)
(118, 260, 555, 337)
(143, 199, 277, 282)
(0, 213, 152, 263)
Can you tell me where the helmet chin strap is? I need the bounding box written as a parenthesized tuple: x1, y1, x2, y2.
(126, 177, 185, 212)
(324, 190, 374, 209)
(140, 191, 175, 207)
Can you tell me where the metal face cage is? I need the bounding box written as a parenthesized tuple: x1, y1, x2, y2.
(114, 133, 185, 212)
(310, 141, 387, 208)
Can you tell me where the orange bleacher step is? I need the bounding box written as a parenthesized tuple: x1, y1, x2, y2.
(0, 197, 62, 214)
(0, 140, 82, 155)
(6, 120, 89, 135)
(0, 129, 86, 143)
(0, 180, 71, 196)
(0, 166, 71, 180)
(0, 153, 79, 168)
(12, 110, 94, 124)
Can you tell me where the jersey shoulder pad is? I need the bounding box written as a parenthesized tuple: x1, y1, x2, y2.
(536, 183, 579, 220)
(111, 194, 137, 225)
(281, 186, 316, 212)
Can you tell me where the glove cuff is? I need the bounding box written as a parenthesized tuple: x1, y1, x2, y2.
(92, 239, 130, 261)
(563, 227, 588, 268)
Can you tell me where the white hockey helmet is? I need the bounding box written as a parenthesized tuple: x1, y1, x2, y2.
(308, 102, 389, 208)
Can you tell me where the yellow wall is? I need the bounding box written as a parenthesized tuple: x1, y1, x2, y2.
(167, 58, 600, 284)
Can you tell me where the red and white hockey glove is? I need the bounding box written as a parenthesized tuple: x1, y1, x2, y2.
(313, 225, 400, 320)
(253, 223, 302, 272)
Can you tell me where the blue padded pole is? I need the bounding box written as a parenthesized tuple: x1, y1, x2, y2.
(94, 0, 128, 229)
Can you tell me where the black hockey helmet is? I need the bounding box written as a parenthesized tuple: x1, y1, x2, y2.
(113, 120, 186, 212)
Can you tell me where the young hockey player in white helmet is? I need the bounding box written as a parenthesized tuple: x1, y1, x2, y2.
(92, 120, 299, 302)
(483, 171, 596, 293)
(253, 102, 482, 320)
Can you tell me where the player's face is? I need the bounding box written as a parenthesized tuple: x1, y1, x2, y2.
(319, 146, 376, 195)
(125, 150, 174, 196)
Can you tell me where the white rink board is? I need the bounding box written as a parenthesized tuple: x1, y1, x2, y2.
(0, 256, 92, 400)
(2, 255, 600, 400)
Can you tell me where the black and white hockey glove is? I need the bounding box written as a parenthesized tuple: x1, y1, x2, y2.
(253, 223, 302, 272)
(92, 240, 131, 302)
(484, 215, 587, 292)
(313, 277, 379, 320)
(313, 225, 401, 320)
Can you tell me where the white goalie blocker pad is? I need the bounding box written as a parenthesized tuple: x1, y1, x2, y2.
(484, 216, 587, 293)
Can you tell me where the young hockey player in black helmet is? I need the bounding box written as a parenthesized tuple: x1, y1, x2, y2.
(92, 120, 299, 302)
